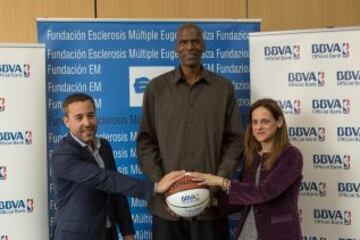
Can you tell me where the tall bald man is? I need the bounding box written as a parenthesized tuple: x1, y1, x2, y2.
(137, 23, 244, 240)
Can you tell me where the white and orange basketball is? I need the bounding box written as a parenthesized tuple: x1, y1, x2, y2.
(165, 174, 209, 218)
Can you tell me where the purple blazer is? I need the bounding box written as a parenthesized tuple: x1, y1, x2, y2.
(229, 145, 303, 240)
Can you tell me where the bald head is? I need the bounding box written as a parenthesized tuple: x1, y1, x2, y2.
(176, 23, 204, 44)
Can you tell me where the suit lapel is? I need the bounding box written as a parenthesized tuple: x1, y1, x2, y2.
(99, 141, 112, 170)
(66, 133, 98, 165)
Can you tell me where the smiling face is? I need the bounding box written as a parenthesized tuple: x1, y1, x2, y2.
(251, 106, 283, 149)
(175, 25, 205, 68)
(63, 100, 97, 145)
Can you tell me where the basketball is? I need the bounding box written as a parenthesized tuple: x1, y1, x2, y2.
(165, 174, 210, 218)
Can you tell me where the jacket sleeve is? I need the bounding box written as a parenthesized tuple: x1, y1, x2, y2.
(136, 85, 164, 182)
(217, 85, 244, 177)
(112, 194, 135, 236)
(228, 147, 303, 205)
(103, 140, 135, 236)
(52, 144, 154, 201)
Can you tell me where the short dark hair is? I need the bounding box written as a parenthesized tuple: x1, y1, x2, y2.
(176, 23, 204, 42)
(62, 93, 95, 116)
(177, 23, 203, 34)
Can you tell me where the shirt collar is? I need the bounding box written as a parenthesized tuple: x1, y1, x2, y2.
(172, 66, 211, 85)
(70, 132, 100, 151)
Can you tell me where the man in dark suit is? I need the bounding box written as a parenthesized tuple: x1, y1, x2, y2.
(51, 93, 184, 240)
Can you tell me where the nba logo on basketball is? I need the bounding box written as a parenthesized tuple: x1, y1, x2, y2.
(27, 198, 34, 213)
(181, 193, 200, 203)
(25, 131, 32, 144)
(0, 97, 5, 112)
(0, 166, 7, 180)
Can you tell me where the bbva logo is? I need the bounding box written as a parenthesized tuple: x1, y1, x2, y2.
(264, 45, 300, 58)
(288, 71, 324, 83)
(313, 154, 350, 169)
(337, 70, 360, 81)
(313, 209, 351, 225)
(0, 63, 31, 77)
(289, 127, 325, 141)
(337, 127, 360, 137)
(301, 181, 326, 197)
(181, 193, 200, 203)
(338, 182, 360, 193)
(312, 43, 349, 57)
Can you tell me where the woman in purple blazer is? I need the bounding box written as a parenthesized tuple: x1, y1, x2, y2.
(192, 98, 303, 240)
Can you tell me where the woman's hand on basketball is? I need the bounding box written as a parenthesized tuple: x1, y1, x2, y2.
(190, 172, 223, 187)
(156, 170, 186, 194)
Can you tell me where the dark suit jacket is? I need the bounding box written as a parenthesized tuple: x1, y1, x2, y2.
(229, 145, 303, 240)
(51, 134, 154, 240)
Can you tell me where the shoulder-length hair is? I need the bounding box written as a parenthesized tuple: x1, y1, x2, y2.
(244, 98, 289, 171)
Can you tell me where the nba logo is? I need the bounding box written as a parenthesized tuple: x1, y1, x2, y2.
(343, 99, 350, 114)
(0, 235, 8, 240)
(293, 45, 300, 59)
(342, 43, 350, 58)
(25, 130, 32, 144)
(0, 97, 5, 112)
(23, 64, 31, 78)
(343, 155, 351, 169)
(319, 182, 326, 197)
(344, 210, 351, 225)
(317, 71, 325, 87)
(293, 100, 301, 114)
(318, 127, 325, 142)
(27, 198, 34, 213)
(0, 166, 7, 180)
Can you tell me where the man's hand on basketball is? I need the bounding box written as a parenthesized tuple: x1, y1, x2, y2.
(155, 170, 186, 194)
(123, 235, 135, 240)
